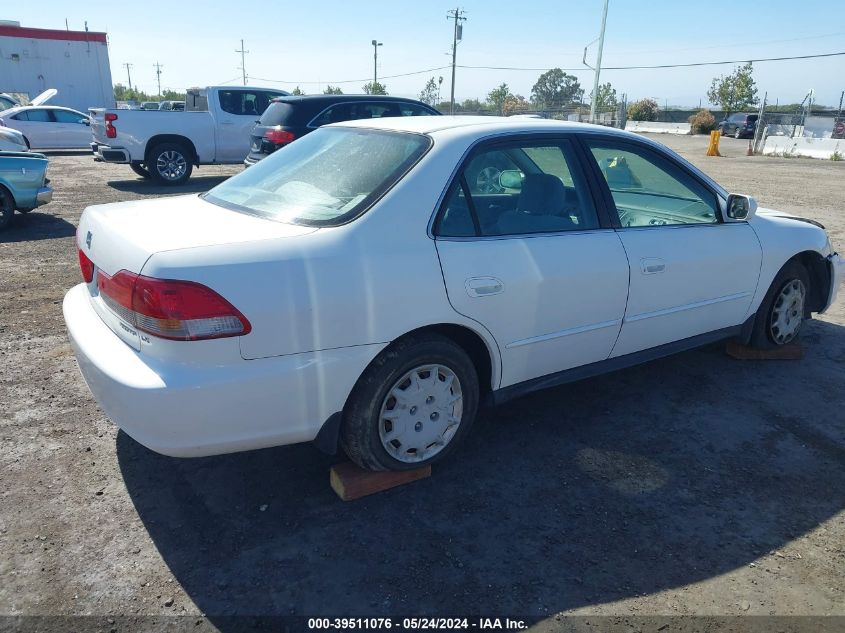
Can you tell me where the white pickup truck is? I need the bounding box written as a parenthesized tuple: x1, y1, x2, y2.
(89, 86, 288, 184)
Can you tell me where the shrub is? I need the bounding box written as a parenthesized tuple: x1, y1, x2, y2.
(831, 149, 843, 161)
(627, 98, 659, 122)
(688, 109, 717, 135)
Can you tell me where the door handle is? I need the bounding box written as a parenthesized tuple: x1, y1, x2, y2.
(640, 258, 666, 274)
(220, 120, 234, 125)
(465, 277, 504, 297)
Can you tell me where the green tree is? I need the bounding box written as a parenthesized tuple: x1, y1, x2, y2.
(706, 62, 758, 115)
(627, 98, 659, 121)
(503, 94, 530, 116)
(590, 82, 617, 111)
(460, 98, 485, 112)
(530, 68, 582, 109)
(418, 77, 440, 107)
(362, 81, 387, 95)
(161, 89, 186, 101)
(323, 85, 343, 95)
(487, 83, 511, 115)
(291, 86, 304, 96)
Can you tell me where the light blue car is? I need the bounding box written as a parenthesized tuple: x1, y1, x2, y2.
(0, 151, 53, 230)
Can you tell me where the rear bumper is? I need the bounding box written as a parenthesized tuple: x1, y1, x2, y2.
(36, 186, 52, 206)
(243, 153, 265, 167)
(825, 252, 844, 312)
(63, 283, 384, 457)
(91, 142, 131, 164)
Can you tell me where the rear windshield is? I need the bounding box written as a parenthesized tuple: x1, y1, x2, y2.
(258, 101, 296, 127)
(204, 127, 431, 226)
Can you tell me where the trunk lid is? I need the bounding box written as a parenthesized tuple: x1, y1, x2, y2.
(30, 88, 57, 106)
(77, 194, 317, 348)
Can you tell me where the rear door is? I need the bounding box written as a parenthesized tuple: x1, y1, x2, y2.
(434, 136, 630, 388)
(582, 137, 762, 357)
(214, 89, 286, 161)
(12, 108, 56, 148)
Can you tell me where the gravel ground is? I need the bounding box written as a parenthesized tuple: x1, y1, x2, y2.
(0, 134, 843, 632)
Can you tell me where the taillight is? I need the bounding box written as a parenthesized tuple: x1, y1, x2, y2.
(105, 112, 117, 139)
(78, 248, 94, 283)
(96, 270, 251, 341)
(263, 126, 295, 145)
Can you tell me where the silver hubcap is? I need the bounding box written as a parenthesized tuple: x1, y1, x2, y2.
(378, 364, 463, 464)
(476, 167, 503, 193)
(156, 150, 187, 181)
(769, 279, 806, 344)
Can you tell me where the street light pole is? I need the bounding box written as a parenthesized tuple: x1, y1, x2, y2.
(589, 0, 609, 124)
(372, 40, 383, 86)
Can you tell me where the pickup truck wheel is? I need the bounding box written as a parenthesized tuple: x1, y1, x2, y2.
(340, 333, 479, 471)
(130, 163, 152, 179)
(0, 186, 14, 230)
(148, 143, 193, 185)
(750, 261, 810, 349)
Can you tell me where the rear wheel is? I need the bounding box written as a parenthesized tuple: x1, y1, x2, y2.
(750, 261, 810, 349)
(148, 143, 193, 185)
(130, 163, 152, 179)
(341, 334, 479, 471)
(0, 186, 14, 230)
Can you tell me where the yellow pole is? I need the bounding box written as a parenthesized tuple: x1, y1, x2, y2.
(706, 130, 721, 156)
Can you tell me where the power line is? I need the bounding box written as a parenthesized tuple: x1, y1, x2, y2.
(249, 65, 452, 86)
(458, 50, 845, 72)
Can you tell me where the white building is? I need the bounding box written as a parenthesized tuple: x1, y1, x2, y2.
(0, 21, 114, 112)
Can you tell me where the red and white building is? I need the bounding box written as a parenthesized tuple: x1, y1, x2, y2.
(0, 20, 114, 112)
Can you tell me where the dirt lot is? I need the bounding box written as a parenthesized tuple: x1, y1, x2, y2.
(1, 134, 843, 631)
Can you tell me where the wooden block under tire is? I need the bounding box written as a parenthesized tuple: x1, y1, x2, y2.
(725, 340, 803, 360)
(330, 461, 431, 501)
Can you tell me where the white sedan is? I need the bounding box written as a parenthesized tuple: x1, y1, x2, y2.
(0, 105, 91, 149)
(63, 117, 844, 471)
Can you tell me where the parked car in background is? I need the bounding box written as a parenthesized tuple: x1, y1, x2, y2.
(89, 85, 288, 184)
(0, 106, 91, 149)
(719, 113, 759, 138)
(140, 102, 160, 111)
(64, 117, 843, 470)
(0, 93, 19, 112)
(244, 94, 439, 166)
(0, 127, 28, 152)
(0, 151, 52, 229)
(158, 101, 185, 111)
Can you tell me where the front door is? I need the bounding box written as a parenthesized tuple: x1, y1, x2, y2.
(583, 138, 762, 357)
(434, 138, 630, 388)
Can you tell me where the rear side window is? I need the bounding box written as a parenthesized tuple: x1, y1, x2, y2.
(18, 109, 52, 122)
(219, 90, 285, 116)
(400, 104, 437, 116)
(204, 127, 431, 226)
(436, 140, 599, 237)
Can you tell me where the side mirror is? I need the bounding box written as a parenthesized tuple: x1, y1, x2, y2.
(82, 119, 90, 125)
(499, 170, 524, 190)
(726, 193, 757, 220)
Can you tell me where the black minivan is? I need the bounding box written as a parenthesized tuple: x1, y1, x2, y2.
(718, 113, 759, 139)
(244, 95, 440, 166)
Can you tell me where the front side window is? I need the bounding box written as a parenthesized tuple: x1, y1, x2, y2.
(587, 141, 719, 227)
(437, 140, 599, 237)
(204, 127, 431, 226)
(400, 104, 437, 116)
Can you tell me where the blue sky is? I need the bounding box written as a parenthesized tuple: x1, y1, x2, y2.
(9, 0, 845, 107)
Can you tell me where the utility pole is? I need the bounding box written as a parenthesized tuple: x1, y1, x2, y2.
(153, 62, 163, 98)
(122, 63, 133, 92)
(588, 0, 609, 123)
(371, 39, 383, 86)
(235, 39, 249, 86)
(447, 7, 466, 115)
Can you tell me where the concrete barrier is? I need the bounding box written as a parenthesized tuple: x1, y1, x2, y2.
(625, 121, 691, 135)
(762, 136, 843, 160)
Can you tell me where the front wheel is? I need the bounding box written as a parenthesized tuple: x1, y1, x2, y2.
(148, 143, 193, 185)
(750, 261, 810, 349)
(0, 186, 13, 230)
(341, 334, 479, 471)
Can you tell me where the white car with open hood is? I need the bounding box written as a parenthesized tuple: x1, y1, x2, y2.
(63, 117, 844, 471)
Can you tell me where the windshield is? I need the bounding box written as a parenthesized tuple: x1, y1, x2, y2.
(204, 127, 431, 226)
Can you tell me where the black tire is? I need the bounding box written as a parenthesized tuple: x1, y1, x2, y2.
(130, 163, 152, 179)
(750, 260, 811, 349)
(147, 142, 193, 185)
(0, 186, 15, 230)
(340, 333, 480, 471)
